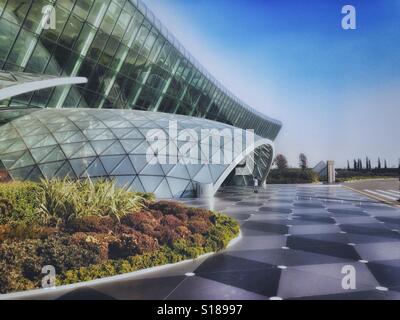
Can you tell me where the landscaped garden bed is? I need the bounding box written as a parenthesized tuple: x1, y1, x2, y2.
(0, 179, 239, 294)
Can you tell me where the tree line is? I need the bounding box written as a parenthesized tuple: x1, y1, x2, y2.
(346, 157, 399, 171)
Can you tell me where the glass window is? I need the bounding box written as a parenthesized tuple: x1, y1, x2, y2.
(2, 1, 30, 26)
(0, 0, 6, 16)
(99, 37, 119, 66)
(132, 23, 150, 53)
(140, 28, 157, 56)
(100, 1, 121, 35)
(123, 11, 143, 47)
(59, 15, 83, 48)
(73, 0, 94, 21)
(7, 28, 38, 68)
(42, 4, 70, 43)
(112, 9, 131, 40)
(0, 18, 19, 61)
(148, 36, 163, 63)
(88, 30, 109, 61)
(23, 0, 53, 34)
(57, 0, 76, 12)
(74, 23, 96, 55)
(87, 0, 109, 28)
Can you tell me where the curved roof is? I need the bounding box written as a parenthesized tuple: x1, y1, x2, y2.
(0, 70, 87, 101)
(132, 0, 282, 127)
(0, 108, 274, 198)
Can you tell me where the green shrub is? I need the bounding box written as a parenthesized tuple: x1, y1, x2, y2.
(36, 235, 103, 274)
(205, 214, 240, 252)
(37, 178, 147, 224)
(0, 181, 43, 224)
(0, 261, 36, 294)
(267, 169, 319, 184)
(108, 231, 159, 259)
(0, 190, 240, 294)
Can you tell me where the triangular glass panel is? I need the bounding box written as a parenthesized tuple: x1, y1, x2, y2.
(30, 135, 57, 148)
(111, 128, 133, 139)
(166, 163, 190, 180)
(30, 146, 56, 163)
(63, 131, 87, 144)
(101, 141, 126, 156)
(69, 157, 95, 177)
(26, 166, 44, 182)
(9, 166, 34, 180)
(92, 129, 116, 141)
(0, 126, 18, 142)
(131, 140, 151, 155)
(120, 128, 144, 139)
(23, 134, 48, 148)
(39, 161, 65, 178)
(192, 165, 213, 184)
(160, 164, 175, 175)
(75, 120, 106, 130)
(166, 177, 190, 198)
(140, 162, 164, 176)
(10, 151, 35, 170)
(139, 175, 164, 193)
(40, 146, 66, 163)
(129, 177, 145, 192)
(129, 155, 150, 173)
(47, 122, 78, 133)
(72, 142, 96, 159)
(154, 178, 173, 199)
(120, 139, 143, 153)
(16, 124, 42, 137)
(111, 156, 136, 175)
(53, 131, 76, 144)
(100, 155, 125, 174)
(0, 139, 21, 154)
(209, 164, 227, 181)
(181, 182, 196, 198)
(82, 129, 108, 140)
(6, 140, 27, 154)
(21, 125, 49, 137)
(129, 120, 149, 127)
(91, 140, 115, 155)
(55, 161, 76, 179)
(114, 175, 136, 190)
(84, 158, 107, 178)
(186, 164, 203, 179)
(0, 151, 25, 170)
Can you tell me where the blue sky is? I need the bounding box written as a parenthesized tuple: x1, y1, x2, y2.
(144, 0, 400, 168)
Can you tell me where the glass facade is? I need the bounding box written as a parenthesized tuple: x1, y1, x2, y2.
(0, 0, 281, 140)
(0, 108, 273, 198)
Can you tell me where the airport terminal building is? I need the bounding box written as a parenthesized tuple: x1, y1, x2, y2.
(0, 0, 282, 198)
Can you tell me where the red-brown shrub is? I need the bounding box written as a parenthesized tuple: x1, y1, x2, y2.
(188, 218, 211, 234)
(187, 207, 213, 220)
(108, 231, 159, 259)
(161, 214, 182, 228)
(67, 216, 115, 233)
(121, 211, 158, 228)
(149, 201, 187, 216)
